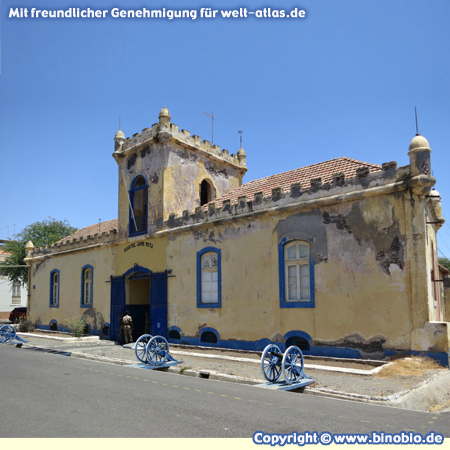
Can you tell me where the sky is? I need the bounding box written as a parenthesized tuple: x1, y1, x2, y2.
(1, 0, 450, 258)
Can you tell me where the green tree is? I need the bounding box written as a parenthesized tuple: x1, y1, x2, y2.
(438, 257, 450, 272)
(0, 218, 77, 286)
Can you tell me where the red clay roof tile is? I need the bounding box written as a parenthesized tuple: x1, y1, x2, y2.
(211, 156, 381, 207)
(56, 219, 118, 245)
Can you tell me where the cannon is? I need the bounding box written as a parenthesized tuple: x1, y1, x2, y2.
(132, 334, 181, 369)
(0, 324, 28, 345)
(260, 344, 315, 390)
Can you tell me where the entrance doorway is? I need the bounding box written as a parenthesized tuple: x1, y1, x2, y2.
(109, 267, 168, 343)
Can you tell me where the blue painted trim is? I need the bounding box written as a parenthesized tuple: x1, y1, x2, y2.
(123, 264, 152, 278)
(129, 175, 148, 237)
(49, 269, 60, 308)
(165, 333, 450, 367)
(278, 238, 315, 308)
(80, 265, 94, 308)
(199, 326, 220, 345)
(284, 330, 312, 342)
(197, 247, 222, 308)
(168, 325, 182, 333)
(167, 326, 183, 341)
(49, 319, 58, 330)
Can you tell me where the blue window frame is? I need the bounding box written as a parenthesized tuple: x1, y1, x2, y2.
(129, 175, 148, 236)
(81, 265, 94, 308)
(197, 247, 221, 308)
(279, 239, 315, 308)
(49, 269, 60, 308)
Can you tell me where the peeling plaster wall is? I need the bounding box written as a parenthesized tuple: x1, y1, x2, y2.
(29, 246, 115, 333)
(165, 190, 446, 354)
(117, 144, 165, 239)
(117, 141, 243, 239)
(163, 143, 243, 221)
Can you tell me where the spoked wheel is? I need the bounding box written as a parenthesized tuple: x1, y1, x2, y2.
(0, 325, 16, 344)
(261, 344, 283, 382)
(146, 335, 169, 366)
(134, 334, 153, 363)
(282, 346, 304, 384)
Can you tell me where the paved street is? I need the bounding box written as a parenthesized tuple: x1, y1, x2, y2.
(1, 344, 449, 438)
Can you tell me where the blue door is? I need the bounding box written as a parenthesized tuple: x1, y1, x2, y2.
(150, 272, 168, 337)
(110, 276, 125, 342)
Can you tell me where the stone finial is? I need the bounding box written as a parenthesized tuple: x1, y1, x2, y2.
(237, 147, 246, 166)
(159, 106, 171, 128)
(114, 129, 125, 152)
(408, 134, 431, 177)
(25, 241, 34, 259)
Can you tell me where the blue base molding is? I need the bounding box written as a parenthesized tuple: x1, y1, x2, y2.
(167, 335, 449, 367)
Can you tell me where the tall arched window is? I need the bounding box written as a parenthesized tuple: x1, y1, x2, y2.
(279, 239, 315, 308)
(200, 179, 215, 206)
(285, 242, 310, 302)
(197, 247, 222, 308)
(50, 269, 60, 308)
(81, 265, 93, 307)
(129, 175, 148, 236)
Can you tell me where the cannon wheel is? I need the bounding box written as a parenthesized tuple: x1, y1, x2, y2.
(134, 334, 153, 363)
(0, 324, 16, 344)
(282, 346, 304, 384)
(261, 344, 283, 382)
(146, 335, 169, 366)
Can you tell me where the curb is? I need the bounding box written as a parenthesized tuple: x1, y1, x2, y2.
(18, 341, 444, 411)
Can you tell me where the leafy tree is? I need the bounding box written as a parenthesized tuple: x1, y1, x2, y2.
(0, 218, 77, 286)
(438, 257, 450, 272)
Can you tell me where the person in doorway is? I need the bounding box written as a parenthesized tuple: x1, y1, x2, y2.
(122, 311, 134, 344)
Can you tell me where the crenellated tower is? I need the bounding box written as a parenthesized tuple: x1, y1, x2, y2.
(113, 107, 248, 240)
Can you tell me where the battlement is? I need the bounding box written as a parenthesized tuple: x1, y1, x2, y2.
(32, 229, 118, 257)
(116, 118, 246, 170)
(160, 161, 418, 231)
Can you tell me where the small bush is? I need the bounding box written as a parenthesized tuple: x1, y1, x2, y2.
(18, 315, 35, 332)
(66, 315, 87, 337)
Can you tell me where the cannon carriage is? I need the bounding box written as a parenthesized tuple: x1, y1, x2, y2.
(132, 334, 181, 369)
(259, 343, 315, 390)
(0, 324, 28, 345)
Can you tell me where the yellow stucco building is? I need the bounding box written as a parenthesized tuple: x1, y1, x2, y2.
(26, 107, 449, 365)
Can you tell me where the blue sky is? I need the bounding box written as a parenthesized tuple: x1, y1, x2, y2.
(1, 0, 450, 258)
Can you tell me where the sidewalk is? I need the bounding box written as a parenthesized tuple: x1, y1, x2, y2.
(11, 330, 450, 413)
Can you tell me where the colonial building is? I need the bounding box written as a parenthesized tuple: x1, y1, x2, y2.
(25, 107, 449, 365)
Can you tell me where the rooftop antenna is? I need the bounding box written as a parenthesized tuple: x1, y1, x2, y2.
(119, 116, 121, 130)
(238, 130, 243, 147)
(203, 111, 214, 145)
(415, 107, 419, 135)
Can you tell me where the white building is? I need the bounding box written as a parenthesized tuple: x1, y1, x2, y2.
(0, 246, 27, 320)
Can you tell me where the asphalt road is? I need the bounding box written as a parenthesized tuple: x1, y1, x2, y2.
(0, 344, 449, 438)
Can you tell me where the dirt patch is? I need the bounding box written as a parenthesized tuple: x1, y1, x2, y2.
(375, 356, 443, 377)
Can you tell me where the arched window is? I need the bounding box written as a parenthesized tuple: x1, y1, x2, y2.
(50, 269, 60, 308)
(285, 242, 310, 301)
(81, 265, 93, 307)
(129, 175, 148, 236)
(279, 240, 315, 308)
(197, 247, 222, 307)
(200, 179, 215, 206)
